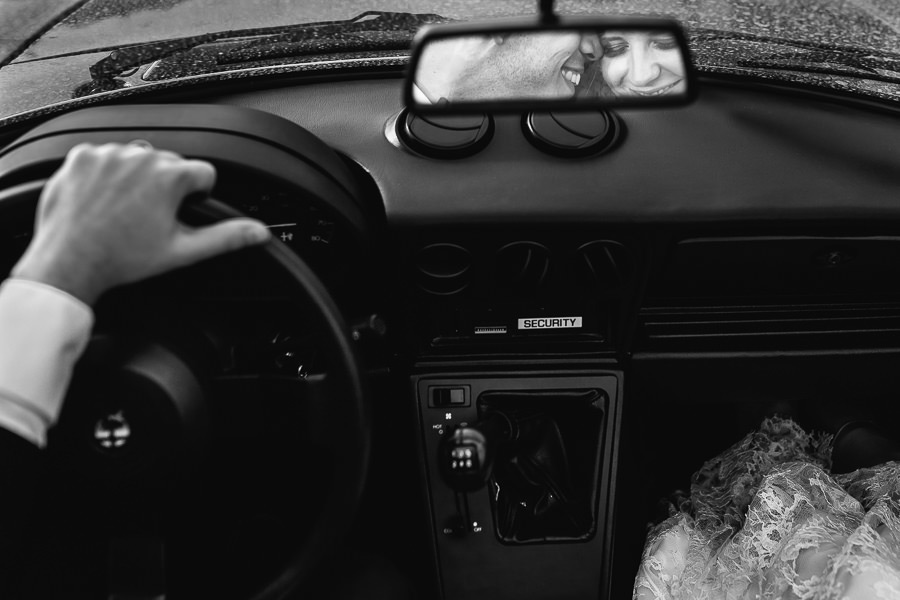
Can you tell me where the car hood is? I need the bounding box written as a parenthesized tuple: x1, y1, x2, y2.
(14, 0, 900, 61)
(3, 0, 900, 126)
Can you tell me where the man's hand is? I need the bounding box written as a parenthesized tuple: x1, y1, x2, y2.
(12, 142, 271, 304)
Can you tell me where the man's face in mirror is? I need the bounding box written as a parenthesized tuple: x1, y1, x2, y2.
(416, 32, 599, 102)
(599, 31, 686, 97)
(454, 32, 594, 99)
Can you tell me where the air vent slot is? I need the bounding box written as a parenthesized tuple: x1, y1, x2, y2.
(495, 241, 551, 291)
(415, 243, 471, 295)
(638, 300, 900, 352)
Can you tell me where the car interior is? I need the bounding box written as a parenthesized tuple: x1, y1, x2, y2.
(3, 9, 900, 600)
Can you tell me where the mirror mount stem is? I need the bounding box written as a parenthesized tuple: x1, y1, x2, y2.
(539, 0, 558, 25)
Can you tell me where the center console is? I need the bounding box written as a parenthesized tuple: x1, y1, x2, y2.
(414, 371, 622, 600)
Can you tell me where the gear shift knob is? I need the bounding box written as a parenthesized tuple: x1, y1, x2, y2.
(438, 412, 511, 492)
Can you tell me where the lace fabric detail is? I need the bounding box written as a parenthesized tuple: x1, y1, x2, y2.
(836, 462, 900, 511)
(634, 513, 695, 600)
(824, 465, 900, 600)
(633, 418, 900, 600)
(689, 417, 833, 536)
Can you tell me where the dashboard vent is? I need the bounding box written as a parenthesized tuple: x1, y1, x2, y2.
(397, 110, 493, 159)
(415, 243, 472, 295)
(495, 241, 551, 290)
(522, 110, 621, 157)
(638, 300, 900, 352)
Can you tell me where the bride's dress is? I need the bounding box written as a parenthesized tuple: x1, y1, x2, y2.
(633, 417, 900, 599)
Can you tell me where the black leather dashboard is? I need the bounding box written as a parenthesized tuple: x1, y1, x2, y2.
(4, 69, 900, 600)
(214, 76, 900, 225)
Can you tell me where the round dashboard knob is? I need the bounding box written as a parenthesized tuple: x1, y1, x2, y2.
(415, 243, 472, 295)
(495, 241, 551, 291)
(577, 240, 632, 291)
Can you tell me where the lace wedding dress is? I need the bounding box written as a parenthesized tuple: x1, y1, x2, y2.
(633, 417, 900, 600)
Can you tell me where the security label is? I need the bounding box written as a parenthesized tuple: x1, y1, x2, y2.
(517, 317, 583, 330)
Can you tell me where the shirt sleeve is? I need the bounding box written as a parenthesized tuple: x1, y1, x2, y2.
(0, 278, 94, 447)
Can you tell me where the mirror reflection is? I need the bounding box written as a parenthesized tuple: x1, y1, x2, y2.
(412, 28, 688, 105)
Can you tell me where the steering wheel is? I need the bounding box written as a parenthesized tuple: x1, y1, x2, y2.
(0, 180, 372, 599)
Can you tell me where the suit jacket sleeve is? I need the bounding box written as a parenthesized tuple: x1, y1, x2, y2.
(0, 279, 93, 583)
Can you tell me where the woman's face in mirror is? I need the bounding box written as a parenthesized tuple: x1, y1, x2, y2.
(599, 31, 686, 97)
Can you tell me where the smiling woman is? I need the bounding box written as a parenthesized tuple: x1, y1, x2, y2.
(598, 30, 687, 97)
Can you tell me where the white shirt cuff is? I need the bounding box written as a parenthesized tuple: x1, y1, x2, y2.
(0, 278, 93, 447)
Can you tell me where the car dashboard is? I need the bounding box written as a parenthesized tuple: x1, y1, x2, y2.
(3, 69, 900, 599)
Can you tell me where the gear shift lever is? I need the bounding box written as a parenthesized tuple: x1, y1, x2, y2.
(438, 411, 512, 492)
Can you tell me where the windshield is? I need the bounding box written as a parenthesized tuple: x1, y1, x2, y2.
(3, 0, 900, 124)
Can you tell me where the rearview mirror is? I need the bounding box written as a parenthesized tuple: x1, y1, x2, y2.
(405, 16, 696, 113)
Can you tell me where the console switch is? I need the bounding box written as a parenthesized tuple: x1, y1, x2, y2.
(431, 387, 468, 407)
